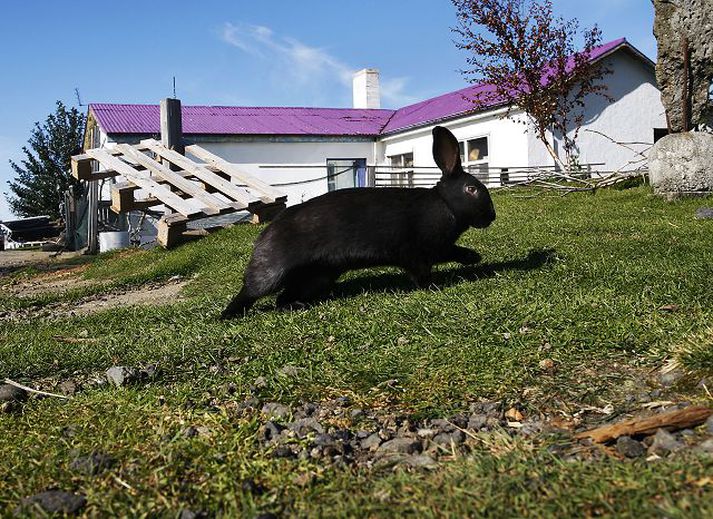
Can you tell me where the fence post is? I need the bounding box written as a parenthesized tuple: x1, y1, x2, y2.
(86, 180, 99, 254)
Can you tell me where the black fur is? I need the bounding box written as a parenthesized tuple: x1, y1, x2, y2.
(220, 126, 496, 319)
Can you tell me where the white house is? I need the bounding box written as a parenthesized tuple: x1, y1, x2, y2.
(84, 38, 666, 228)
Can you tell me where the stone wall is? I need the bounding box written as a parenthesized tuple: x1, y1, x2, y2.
(653, 0, 713, 132)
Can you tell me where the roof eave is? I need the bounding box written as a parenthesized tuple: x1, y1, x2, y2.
(593, 41, 655, 72)
(380, 102, 511, 136)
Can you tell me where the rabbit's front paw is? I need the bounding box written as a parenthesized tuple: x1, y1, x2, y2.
(450, 246, 482, 265)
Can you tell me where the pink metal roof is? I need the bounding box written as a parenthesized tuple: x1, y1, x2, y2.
(90, 104, 395, 136)
(91, 38, 632, 138)
(381, 38, 628, 134)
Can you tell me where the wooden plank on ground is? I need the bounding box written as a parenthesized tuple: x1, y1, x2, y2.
(575, 406, 713, 443)
(142, 139, 260, 208)
(116, 144, 227, 214)
(86, 148, 202, 217)
(185, 144, 286, 203)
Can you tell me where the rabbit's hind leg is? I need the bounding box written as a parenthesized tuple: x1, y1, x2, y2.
(276, 266, 340, 310)
(220, 262, 287, 319)
(403, 262, 434, 288)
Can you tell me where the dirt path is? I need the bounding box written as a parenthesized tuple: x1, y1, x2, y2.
(0, 249, 187, 319)
(0, 249, 84, 273)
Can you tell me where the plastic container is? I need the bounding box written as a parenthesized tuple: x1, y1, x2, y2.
(98, 231, 130, 253)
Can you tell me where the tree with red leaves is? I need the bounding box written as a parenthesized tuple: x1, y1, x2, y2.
(452, 0, 611, 168)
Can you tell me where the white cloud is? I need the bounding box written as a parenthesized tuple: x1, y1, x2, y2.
(220, 22, 416, 107)
(381, 77, 419, 106)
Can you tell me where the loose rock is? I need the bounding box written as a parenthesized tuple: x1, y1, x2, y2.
(539, 358, 556, 372)
(278, 365, 301, 378)
(399, 454, 438, 470)
(260, 421, 284, 443)
(0, 384, 28, 403)
(432, 430, 465, 446)
(659, 369, 684, 387)
(360, 433, 382, 450)
(616, 436, 646, 458)
(705, 414, 713, 434)
(252, 376, 268, 389)
(271, 445, 295, 459)
(15, 490, 86, 516)
(416, 428, 437, 439)
(58, 380, 78, 395)
(241, 479, 267, 495)
(105, 366, 137, 387)
(377, 438, 422, 455)
(695, 207, 713, 219)
(288, 417, 324, 438)
(698, 438, 713, 453)
(69, 452, 114, 476)
(467, 414, 488, 431)
(178, 510, 209, 519)
(649, 429, 684, 456)
(0, 384, 27, 412)
(261, 402, 291, 420)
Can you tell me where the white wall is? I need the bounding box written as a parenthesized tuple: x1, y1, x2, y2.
(196, 139, 376, 205)
(528, 49, 667, 171)
(378, 109, 529, 186)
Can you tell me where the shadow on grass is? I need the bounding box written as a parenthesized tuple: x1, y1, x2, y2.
(331, 248, 558, 299)
(245, 248, 557, 315)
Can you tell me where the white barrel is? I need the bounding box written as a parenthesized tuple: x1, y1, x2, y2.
(98, 231, 130, 253)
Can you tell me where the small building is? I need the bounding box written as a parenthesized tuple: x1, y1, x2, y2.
(0, 216, 60, 250)
(84, 38, 665, 209)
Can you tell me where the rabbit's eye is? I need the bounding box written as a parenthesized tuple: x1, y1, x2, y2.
(464, 185, 479, 195)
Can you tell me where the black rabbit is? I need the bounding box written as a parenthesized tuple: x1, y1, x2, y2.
(220, 125, 496, 319)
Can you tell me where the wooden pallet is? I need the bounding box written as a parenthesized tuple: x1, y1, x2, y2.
(71, 140, 287, 247)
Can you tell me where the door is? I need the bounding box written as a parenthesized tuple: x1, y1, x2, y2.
(327, 159, 367, 191)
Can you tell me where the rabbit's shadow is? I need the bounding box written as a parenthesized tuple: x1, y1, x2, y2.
(259, 248, 557, 312)
(333, 248, 557, 299)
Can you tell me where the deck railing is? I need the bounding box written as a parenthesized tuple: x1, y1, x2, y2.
(369, 164, 605, 189)
(257, 163, 609, 190)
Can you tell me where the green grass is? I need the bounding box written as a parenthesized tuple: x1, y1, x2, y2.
(1, 187, 712, 517)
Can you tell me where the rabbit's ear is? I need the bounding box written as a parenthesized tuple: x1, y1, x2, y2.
(432, 126, 462, 176)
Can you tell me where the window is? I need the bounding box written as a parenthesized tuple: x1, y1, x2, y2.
(327, 159, 367, 191)
(458, 136, 489, 180)
(388, 153, 414, 186)
(467, 137, 488, 162)
(389, 153, 414, 168)
(654, 128, 669, 143)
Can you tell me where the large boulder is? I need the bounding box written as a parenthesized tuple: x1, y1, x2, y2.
(649, 132, 713, 198)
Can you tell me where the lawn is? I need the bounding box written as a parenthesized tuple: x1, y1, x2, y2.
(1, 186, 712, 518)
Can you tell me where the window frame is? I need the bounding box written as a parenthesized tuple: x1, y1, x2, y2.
(458, 134, 490, 180)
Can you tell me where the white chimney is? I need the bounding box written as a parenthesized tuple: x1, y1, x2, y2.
(353, 68, 381, 109)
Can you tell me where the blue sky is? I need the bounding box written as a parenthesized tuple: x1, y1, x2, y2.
(0, 0, 657, 219)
